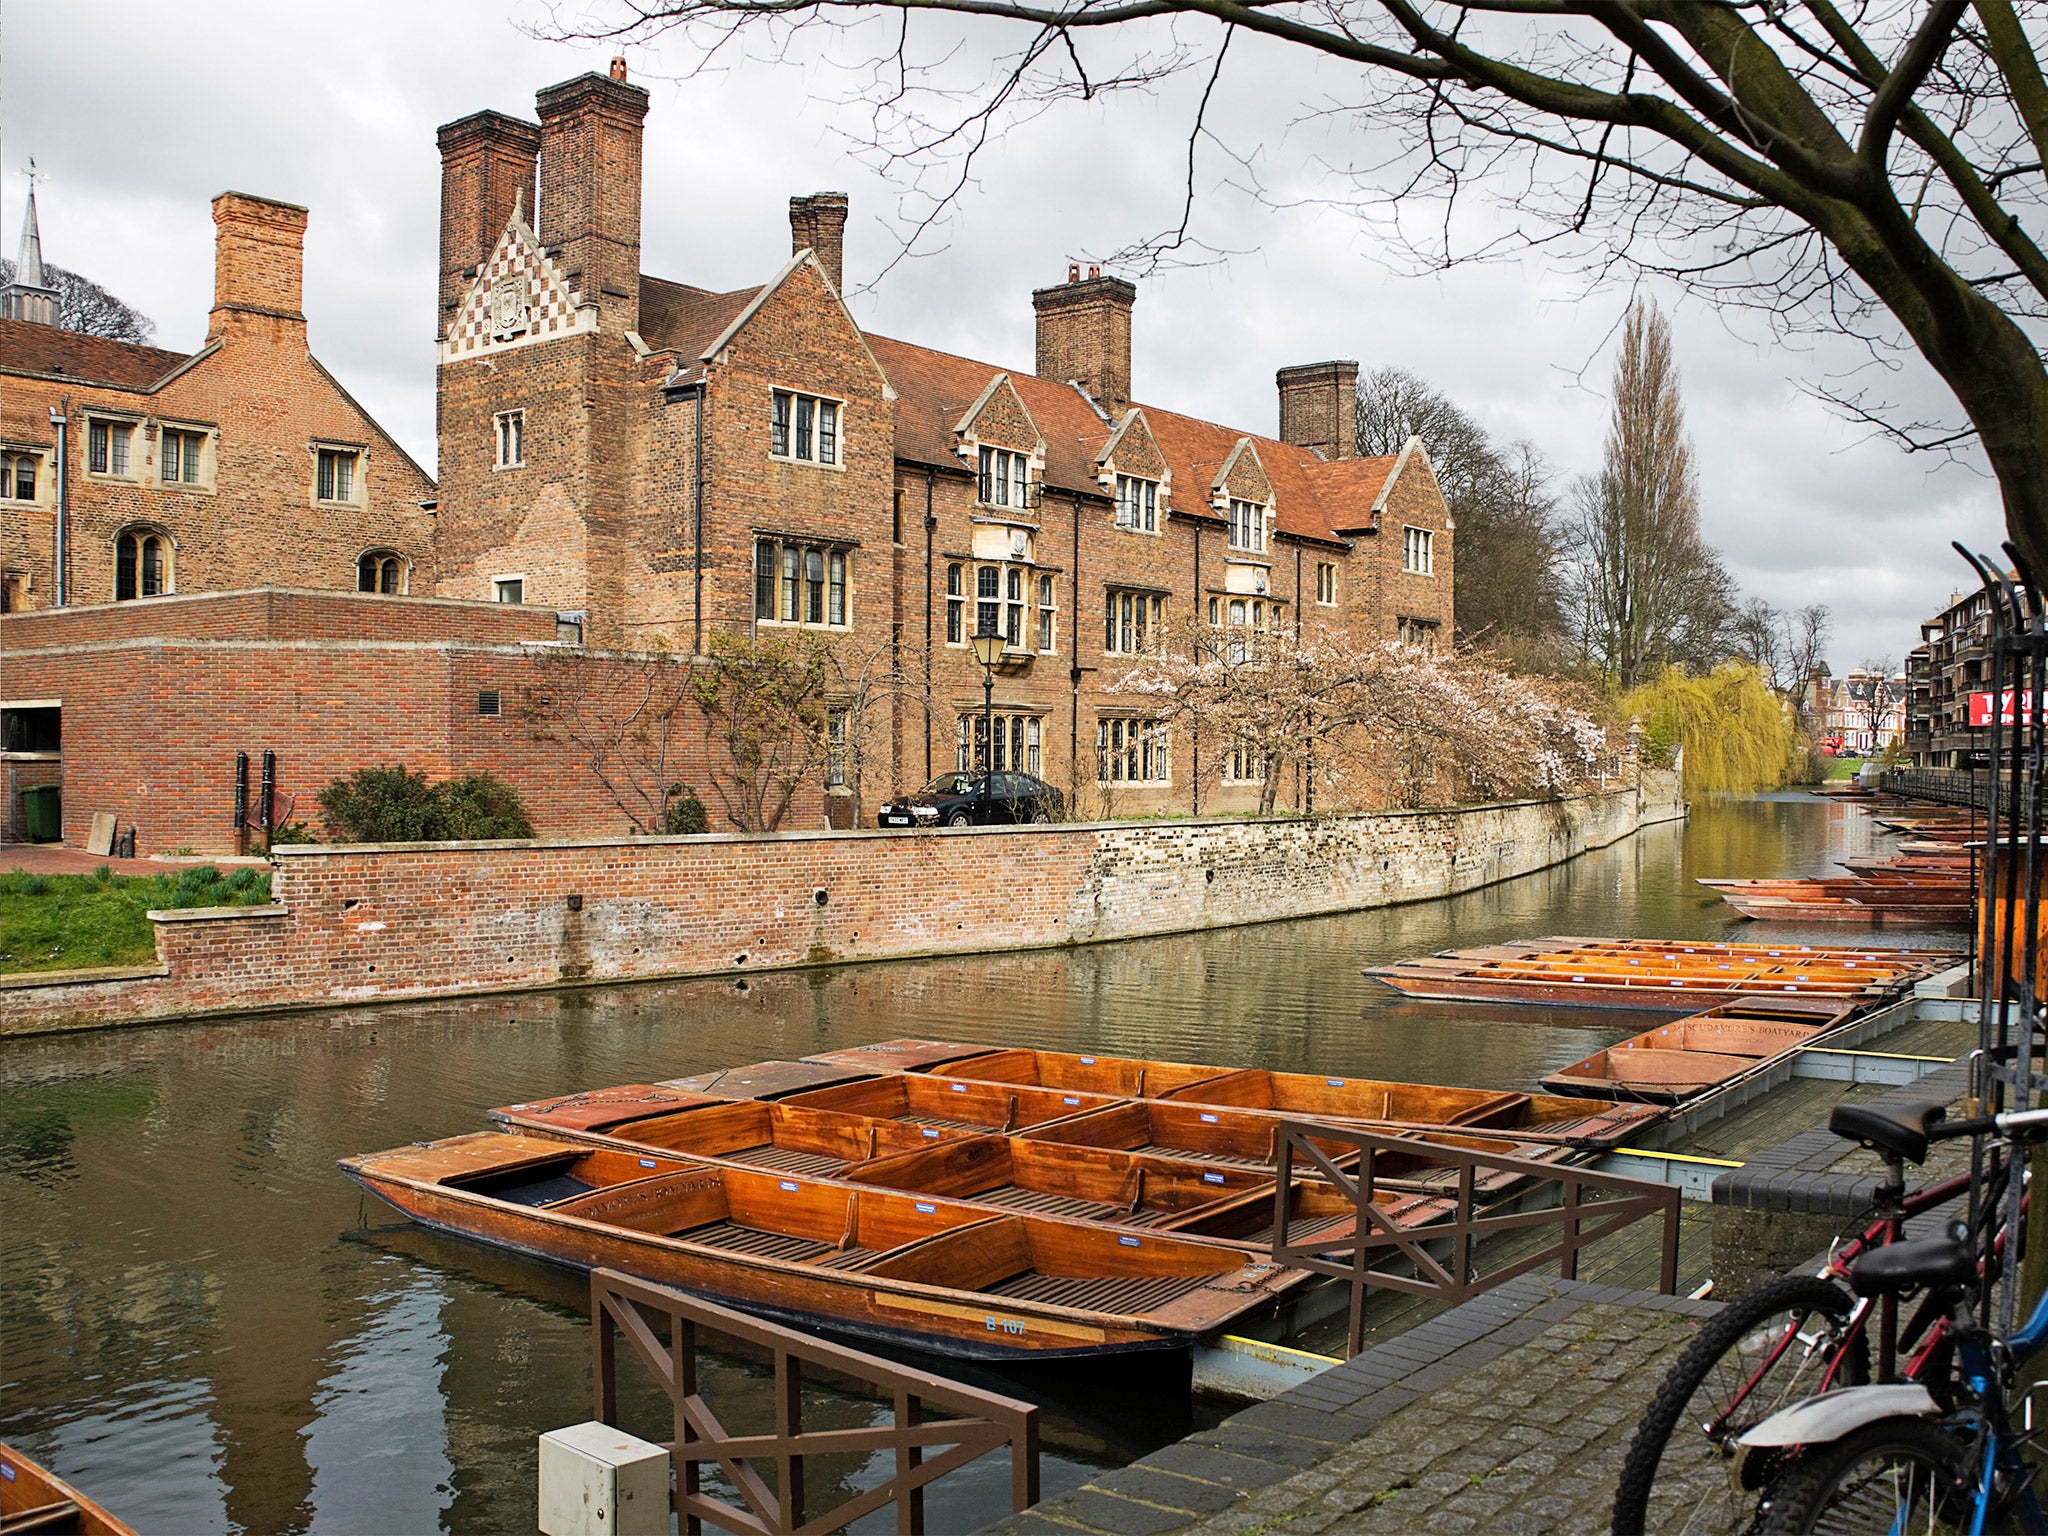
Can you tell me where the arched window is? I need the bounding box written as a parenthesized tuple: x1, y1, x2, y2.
(357, 551, 409, 595)
(115, 528, 171, 601)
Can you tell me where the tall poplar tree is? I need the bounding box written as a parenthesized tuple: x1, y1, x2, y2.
(1567, 299, 1734, 689)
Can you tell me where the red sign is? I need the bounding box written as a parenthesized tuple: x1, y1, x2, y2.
(1969, 691, 2041, 727)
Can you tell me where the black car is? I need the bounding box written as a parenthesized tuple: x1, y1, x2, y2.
(876, 771, 1066, 827)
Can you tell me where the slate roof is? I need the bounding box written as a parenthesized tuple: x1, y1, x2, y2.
(0, 317, 193, 390)
(638, 277, 763, 361)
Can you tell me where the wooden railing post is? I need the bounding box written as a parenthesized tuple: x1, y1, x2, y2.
(1659, 1188, 1681, 1296)
(592, 1274, 618, 1426)
(1559, 1175, 1581, 1282)
(896, 1390, 923, 1536)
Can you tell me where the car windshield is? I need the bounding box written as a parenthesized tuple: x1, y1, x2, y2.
(921, 773, 982, 795)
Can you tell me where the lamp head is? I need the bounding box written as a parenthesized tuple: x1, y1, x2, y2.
(970, 624, 1006, 669)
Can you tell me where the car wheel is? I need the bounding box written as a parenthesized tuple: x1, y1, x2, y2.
(946, 811, 973, 827)
(1030, 810, 1051, 824)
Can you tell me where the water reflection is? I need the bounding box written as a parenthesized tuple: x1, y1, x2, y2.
(0, 793, 1951, 1533)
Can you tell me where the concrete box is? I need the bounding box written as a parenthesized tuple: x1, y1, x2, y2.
(537, 1421, 670, 1536)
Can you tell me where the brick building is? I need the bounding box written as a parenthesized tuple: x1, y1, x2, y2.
(0, 188, 437, 614)
(430, 67, 1454, 820)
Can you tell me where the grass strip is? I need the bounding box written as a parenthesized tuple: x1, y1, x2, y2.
(0, 864, 273, 974)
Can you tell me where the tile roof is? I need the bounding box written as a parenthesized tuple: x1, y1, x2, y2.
(638, 277, 763, 360)
(639, 267, 1402, 549)
(0, 317, 192, 390)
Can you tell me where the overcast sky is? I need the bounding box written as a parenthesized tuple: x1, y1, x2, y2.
(2, 0, 2007, 669)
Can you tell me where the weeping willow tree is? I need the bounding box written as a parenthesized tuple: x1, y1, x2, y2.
(1622, 663, 1795, 797)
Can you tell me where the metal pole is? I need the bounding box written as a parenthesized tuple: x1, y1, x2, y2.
(982, 665, 994, 825)
(49, 401, 68, 606)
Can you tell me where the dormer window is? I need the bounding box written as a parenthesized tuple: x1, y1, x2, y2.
(1115, 475, 1158, 533)
(978, 446, 1034, 510)
(1228, 498, 1267, 553)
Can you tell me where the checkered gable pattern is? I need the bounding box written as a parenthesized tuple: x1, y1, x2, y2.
(440, 215, 595, 362)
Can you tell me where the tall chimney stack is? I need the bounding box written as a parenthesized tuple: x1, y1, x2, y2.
(435, 110, 541, 322)
(1276, 360, 1359, 460)
(208, 192, 308, 341)
(789, 192, 849, 296)
(1033, 267, 1136, 411)
(535, 70, 651, 332)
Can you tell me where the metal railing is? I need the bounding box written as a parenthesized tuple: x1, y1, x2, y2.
(591, 1268, 1040, 1535)
(1270, 1123, 1681, 1359)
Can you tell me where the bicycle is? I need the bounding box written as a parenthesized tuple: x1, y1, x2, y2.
(1746, 1103, 2048, 1534)
(1612, 1090, 2011, 1536)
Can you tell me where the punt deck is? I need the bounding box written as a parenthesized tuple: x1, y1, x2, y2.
(341, 1133, 1305, 1361)
(801, 1041, 1660, 1148)
(1366, 936, 1957, 1011)
(1540, 997, 1850, 1102)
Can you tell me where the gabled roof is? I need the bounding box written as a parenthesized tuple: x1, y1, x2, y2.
(0, 317, 192, 390)
(639, 277, 761, 360)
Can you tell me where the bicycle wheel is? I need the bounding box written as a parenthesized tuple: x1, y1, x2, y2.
(1758, 1416, 1972, 1534)
(1612, 1273, 1863, 1536)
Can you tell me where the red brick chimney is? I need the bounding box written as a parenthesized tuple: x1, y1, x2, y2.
(535, 70, 651, 332)
(1033, 267, 1136, 410)
(208, 192, 308, 340)
(1276, 360, 1359, 460)
(789, 192, 849, 296)
(435, 110, 541, 321)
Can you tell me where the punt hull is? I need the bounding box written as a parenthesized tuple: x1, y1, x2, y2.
(343, 1143, 1303, 1363)
(0, 1443, 137, 1536)
(1366, 969, 1879, 1012)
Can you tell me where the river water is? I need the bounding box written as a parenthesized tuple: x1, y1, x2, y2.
(1, 794, 1960, 1534)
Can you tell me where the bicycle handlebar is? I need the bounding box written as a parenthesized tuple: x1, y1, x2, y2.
(1928, 1105, 2048, 1141)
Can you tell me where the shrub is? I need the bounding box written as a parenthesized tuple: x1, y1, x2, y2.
(268, 820, 319, 846)
(662, 785, 710, 836)
(435, 773, 536, 841)
(316, 765, 534, 844)
(319, 766, 441, 843)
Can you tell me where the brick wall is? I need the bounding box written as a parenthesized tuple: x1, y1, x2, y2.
(2, 771, 1682, 1034)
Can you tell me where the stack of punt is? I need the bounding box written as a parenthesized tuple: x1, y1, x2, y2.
(797, 1043, 1662, 1148)
(1366, 936, 1957, 1011)
(1539, 997, 1853, 1102)
(339, 1133, 1308, 1360)
(1839, 851, 1975, 877)
(0, 1443, 137, 1536)
(1699, 876, 1974, 924)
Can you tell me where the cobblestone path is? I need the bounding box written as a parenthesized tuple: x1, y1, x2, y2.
(980, 1276, 1727, 1536)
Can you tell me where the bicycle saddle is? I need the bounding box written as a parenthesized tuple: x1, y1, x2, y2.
(1828, 1098, 1947, 1165)
(1849, 1236, 1975, 1298)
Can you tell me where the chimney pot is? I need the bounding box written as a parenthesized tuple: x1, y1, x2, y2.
(1088, 262, 1101, 280)
(789, 191, 850, 296)
(1033, 269, 1137, 411)
(610, 56, 629, 81)
(1276, 359, 1360, 460)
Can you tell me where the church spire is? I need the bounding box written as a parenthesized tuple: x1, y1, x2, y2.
(2, 167, 59, 326)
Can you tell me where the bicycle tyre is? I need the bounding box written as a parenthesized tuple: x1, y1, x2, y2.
(1757, 1416, 1971, 1535)
(1612, 1273, 1862, 1536)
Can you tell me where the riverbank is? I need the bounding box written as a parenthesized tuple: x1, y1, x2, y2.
(3, 773, 1681, 1036)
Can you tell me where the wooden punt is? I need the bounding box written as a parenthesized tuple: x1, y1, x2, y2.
(824, 1040, 1662, 1148)
(773, 1073, 1126, 1133)
(1540, 998, 1850, 1102)
(341, 1133, 1306, 1361)
(1367, 936, 1956, 1011)
(1714, 893, 1972, 925)
(1017, 1097, 1570, 1196)
(657, 1060, 878, 1100)
(491, 1097, 989, 1173)
(807, 1041, 1249, 1099)
(1839, 853, 1974, 876)
(0, 1443, 137, 1536)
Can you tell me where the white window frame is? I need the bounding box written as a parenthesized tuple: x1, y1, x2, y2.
(1316, 561, 1337, 606)
(1398, 616, 1441, 653)
(158, 425, 211, 491)
(1104, 589, 1163, 656)
(1114, 474, 1159, 533)
(86, 418, 136, 480)
(494, 575, 526, 604)
(1403, 526, 1435, 575)
(1221, 741, 1271, 784)
(0, 449, 43, 503)
(494, 410, 525, 470)
(1036, 572, 1058, 655)
(945, 562, 966, 646)
(1228, 497, 1267, 554)
(958, 711, 1044, 776)
(114, 525, 174, 601)
(1095, 716, 1171, 785)
(315, 445, 363, 506)
(978, 446, 1036, 510)
(359, 550, 410, 595)
(770, 389, 842, 467)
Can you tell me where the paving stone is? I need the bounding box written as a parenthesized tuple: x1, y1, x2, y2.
(1231, 1402, 1350, 1445)
(1204, 1426, 1336, 1470)
(1051, 1490, 1200, 1536)
(1088, 1469, 1244, 1516)
(1138, 1444, 1299, 1491)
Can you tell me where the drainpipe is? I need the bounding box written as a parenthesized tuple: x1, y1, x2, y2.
(49, 401, 69, 606)
(923, 468, 936, 782)
(692, 382, 706, 656)
(1070, 488, 1081, 800)
(1191, 520, 1201, 815)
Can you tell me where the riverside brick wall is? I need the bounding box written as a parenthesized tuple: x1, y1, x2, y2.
(3, 771, 1681, 1035)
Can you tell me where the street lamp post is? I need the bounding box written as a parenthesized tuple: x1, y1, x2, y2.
(970, 620, 1006, 825)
